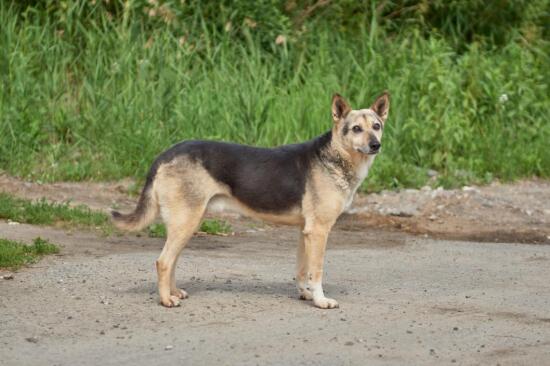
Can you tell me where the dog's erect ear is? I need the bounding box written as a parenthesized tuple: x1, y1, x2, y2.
(332, 94, 351, 123)
(371, 91, 390, 122)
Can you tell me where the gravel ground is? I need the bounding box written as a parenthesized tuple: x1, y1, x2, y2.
(1, 221, 550, 365)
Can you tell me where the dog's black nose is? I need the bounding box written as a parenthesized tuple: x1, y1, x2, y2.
(369, 141, 381, 151)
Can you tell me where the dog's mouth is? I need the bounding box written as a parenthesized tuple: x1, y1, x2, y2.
(356, 147, 379, 155)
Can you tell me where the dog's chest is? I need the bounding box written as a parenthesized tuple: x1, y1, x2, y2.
(344, 158, 374, 210)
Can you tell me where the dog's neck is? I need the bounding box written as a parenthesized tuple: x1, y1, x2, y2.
(318, 134, 373, 191)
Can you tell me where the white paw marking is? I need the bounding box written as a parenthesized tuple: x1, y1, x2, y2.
(314, 297, 339, 309)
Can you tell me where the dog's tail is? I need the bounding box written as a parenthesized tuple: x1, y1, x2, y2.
(111, 176, 158, 232)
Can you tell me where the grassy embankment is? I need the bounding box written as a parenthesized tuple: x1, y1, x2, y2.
(0, 1, 548, 192)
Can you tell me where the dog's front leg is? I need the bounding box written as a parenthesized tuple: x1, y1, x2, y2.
(303, 224, 338, 309)
(296, 233, 313, 300)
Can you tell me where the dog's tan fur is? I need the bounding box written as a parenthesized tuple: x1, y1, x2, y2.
(113, 93, 390, 309)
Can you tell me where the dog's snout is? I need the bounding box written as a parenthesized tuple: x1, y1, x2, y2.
(369, 141, 381, 151)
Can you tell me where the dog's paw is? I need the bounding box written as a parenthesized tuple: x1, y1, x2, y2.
(160, 295, 182, 308)
(299, 290, 313, 301)
(313, 297, 339, 309)
(171, 288, 189, 299)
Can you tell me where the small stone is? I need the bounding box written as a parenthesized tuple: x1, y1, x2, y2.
(344, 341, 354, 346)
(25, 337, 39, 343)
(2, 274, 14, 280)
(453, 327, 458, 331)
(165, 345, 173, 351)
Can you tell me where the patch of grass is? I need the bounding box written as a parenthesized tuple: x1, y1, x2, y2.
(0, 237, 59, 269)
(0, 193, 110, 232)
(200, 219, 233, 236)
(147, 219, 233, 238)
(147, 223, 166, 238)
(0, 193, 233, 237)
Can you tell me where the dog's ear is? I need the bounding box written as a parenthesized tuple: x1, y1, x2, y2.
(371, 91, 390, 122)
(332, 94, 351, 123)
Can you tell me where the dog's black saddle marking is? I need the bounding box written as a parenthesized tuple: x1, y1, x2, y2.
(149, 132, 332, 213)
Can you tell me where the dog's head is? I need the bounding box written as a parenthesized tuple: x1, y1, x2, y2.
(331, 92, 390, 157)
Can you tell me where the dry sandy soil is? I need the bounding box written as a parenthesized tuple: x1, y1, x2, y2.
(1, 175, 550, 365)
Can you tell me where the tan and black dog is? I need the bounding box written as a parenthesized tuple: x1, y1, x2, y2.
(112, 92, 390, 309)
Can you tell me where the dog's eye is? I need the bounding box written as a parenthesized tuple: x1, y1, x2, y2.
(352, 125, 363, 133)
(373, 123, 381, 131)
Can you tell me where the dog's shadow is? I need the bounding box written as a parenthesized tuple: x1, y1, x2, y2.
(125, 279, 339, 299)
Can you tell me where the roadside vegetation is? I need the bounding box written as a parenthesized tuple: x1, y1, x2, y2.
(148, 219, 233, 237)
(0, 1, 548, 191)
(0, 237, 59, 269)
(0, 192, 232, 237)
(0, 192, 111, 232)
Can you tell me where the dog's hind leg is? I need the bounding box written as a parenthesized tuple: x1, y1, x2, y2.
(156, 203, 205, 307)
(296, 233, 313, 301)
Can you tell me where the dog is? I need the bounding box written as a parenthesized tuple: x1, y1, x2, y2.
(112, 92, 390, 309)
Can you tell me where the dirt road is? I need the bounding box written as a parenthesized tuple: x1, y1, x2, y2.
(1, 177, 550, 365)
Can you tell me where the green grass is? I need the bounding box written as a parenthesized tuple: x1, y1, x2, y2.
(0, 192, 231, 237)
(199, 219, 233, 235)
(0, 237, 59, 269)
(0, 192, 110, 231)
(147, 223, 167, 238)
(148, 219, 233, 238)
(0, 2, 548, 191)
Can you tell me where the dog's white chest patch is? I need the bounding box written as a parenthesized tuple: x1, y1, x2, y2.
(345, 157, 375, 210)
(356, 158, 374, 182)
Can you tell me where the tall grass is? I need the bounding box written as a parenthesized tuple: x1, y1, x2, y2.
(0, 2, 548, 191)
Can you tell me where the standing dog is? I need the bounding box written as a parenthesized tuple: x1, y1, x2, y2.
(112, 92, 390, 309)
